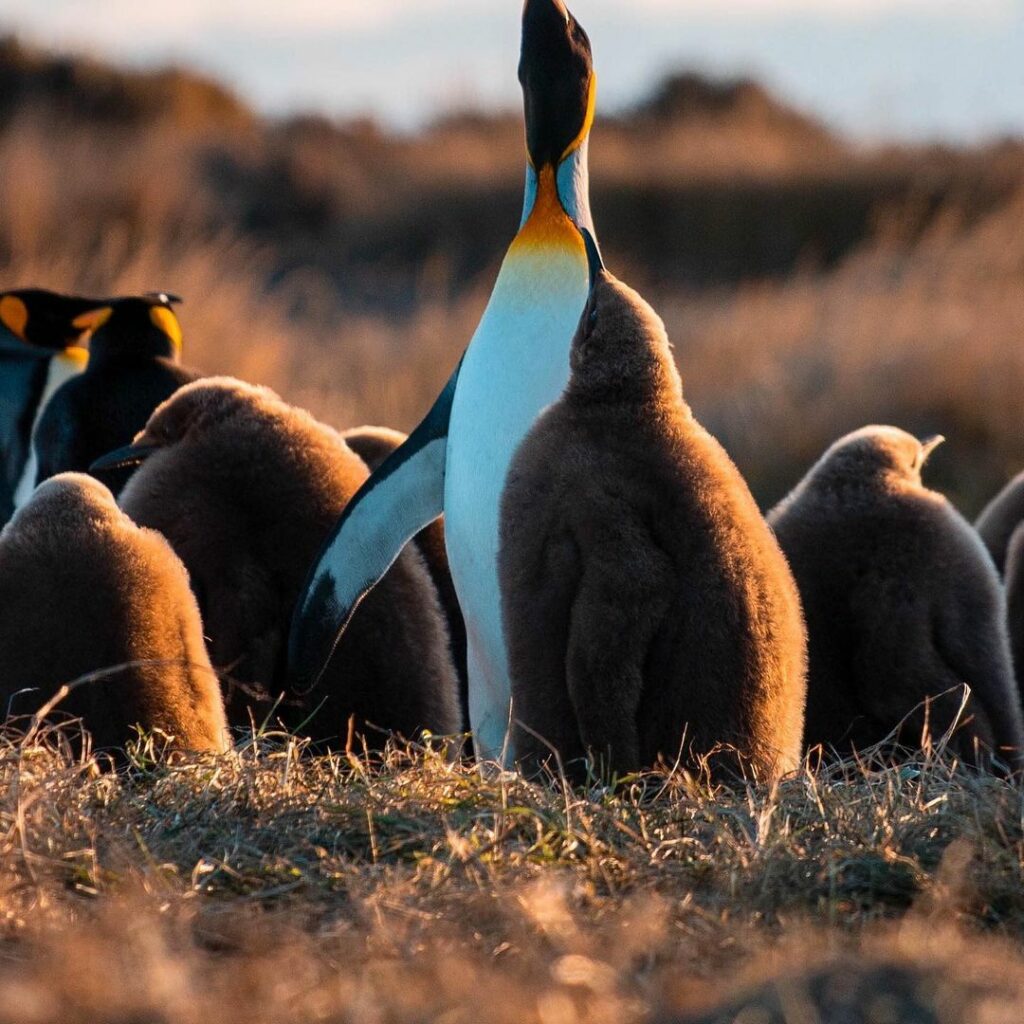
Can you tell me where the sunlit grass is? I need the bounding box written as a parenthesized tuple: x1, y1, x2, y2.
(3, 725, 1024, 1020)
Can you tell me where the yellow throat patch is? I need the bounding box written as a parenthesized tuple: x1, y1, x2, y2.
(509, 165, 586, 260)
(0, 295, 29, 340)
(149, 305, 183, 356)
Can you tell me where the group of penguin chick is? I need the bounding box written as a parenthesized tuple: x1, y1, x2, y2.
(2, 276, 1024, 780)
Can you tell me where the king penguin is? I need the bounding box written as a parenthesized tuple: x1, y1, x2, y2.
(288, 0, 599, 762)
(0, 288, 95, 521)
(32, 292, 198, 494)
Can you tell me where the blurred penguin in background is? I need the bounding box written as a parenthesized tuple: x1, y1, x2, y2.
(770, 427, 1024, 771)
(0, 472, 228, 757)
(976, 471, 1024, 577)
(0, 288, 96, 520)
(33, 292, 199, 494)
(977, 472, 1024, 693)
(104, 378, 462, 749)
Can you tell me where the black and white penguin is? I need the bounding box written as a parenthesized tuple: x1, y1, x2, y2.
(769, 427, 1024, 770)
(32, 292, 198, 493)
(0, 288, 94, 519)
(289, 0, 602, 762)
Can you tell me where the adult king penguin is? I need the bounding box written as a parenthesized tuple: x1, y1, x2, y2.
(289, 0, 599, 761)
(32, 292, 197, 492)
(0, 289, 95, 520)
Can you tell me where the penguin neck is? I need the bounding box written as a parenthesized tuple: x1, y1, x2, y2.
(91, 333, 176, 365)
(519, 139, 594, 240)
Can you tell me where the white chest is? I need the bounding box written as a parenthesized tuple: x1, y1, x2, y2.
(444, 245, 589, 758)
(13, 352, 86, 508)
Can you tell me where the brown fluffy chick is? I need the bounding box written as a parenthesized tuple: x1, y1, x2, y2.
(976, 471, 1024, 576)
(976, 474, 1024, 695)
(116, 378, 461, 748)
(499, 270, 808, 782)
(770, 427, 1024, 771)
(0, 472, 228, 755)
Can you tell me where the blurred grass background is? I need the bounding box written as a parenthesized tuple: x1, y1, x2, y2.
(1, 34, 1022, 514)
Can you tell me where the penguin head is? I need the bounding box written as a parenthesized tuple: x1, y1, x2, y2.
(519, 0, 595, 172)
(569, 269, 681, 402)
(0, 288, 101, 351)
(11, 471, 119, 532)
(819, 426, 946, 488)
(74, 292, 184, 362)
(515, 0, 598, 244)
(91, 377, 282, 473)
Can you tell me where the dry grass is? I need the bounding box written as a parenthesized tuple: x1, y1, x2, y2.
(4, 726, 1024, 1022)
(662, 190, 1024, 513)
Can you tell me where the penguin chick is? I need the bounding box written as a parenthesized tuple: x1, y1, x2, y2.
(769, 426, 1024, 770)
(976, 471, 1024, 576)
(1003, 522, 1024, 692)
(0, 473, 228, 756)
(342, 424, 470, 734)
(115, 378, 461, 747)
(32, 293, 199, 494)
(498, 270, 808, 782)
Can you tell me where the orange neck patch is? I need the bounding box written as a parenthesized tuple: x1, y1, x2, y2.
(0, 295, 29, 341)
(60, 346, 90, 370)
(509, 165, 586, 259)
(560, 72, 597, 162)
(150, 305, 183, 356)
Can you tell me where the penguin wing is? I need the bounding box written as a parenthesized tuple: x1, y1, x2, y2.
(287, 360, 462, 693)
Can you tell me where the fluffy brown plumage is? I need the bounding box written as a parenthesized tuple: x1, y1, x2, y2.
(769, 427, 1024, 769)
(118, 378, 461, 747)
(0, 473, 228, 755)
(498, 271, 807, 782)
(976, 473, 1024, 691)
(976, 471, 1024, 576)
(1004, 524, 1024, 692)
(342, 424, 469, 733)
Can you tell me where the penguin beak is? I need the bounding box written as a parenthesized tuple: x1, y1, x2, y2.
(90, 443, 162, 473)
(580, 227, 605, 288)
(920, 434, 946, 462)
(72, 306, 114, 333)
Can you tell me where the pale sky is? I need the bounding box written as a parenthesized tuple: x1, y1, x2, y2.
(3, 0, 1022, 140)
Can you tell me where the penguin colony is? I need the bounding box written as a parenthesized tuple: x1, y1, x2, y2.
(1, 0, 1022, 777)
